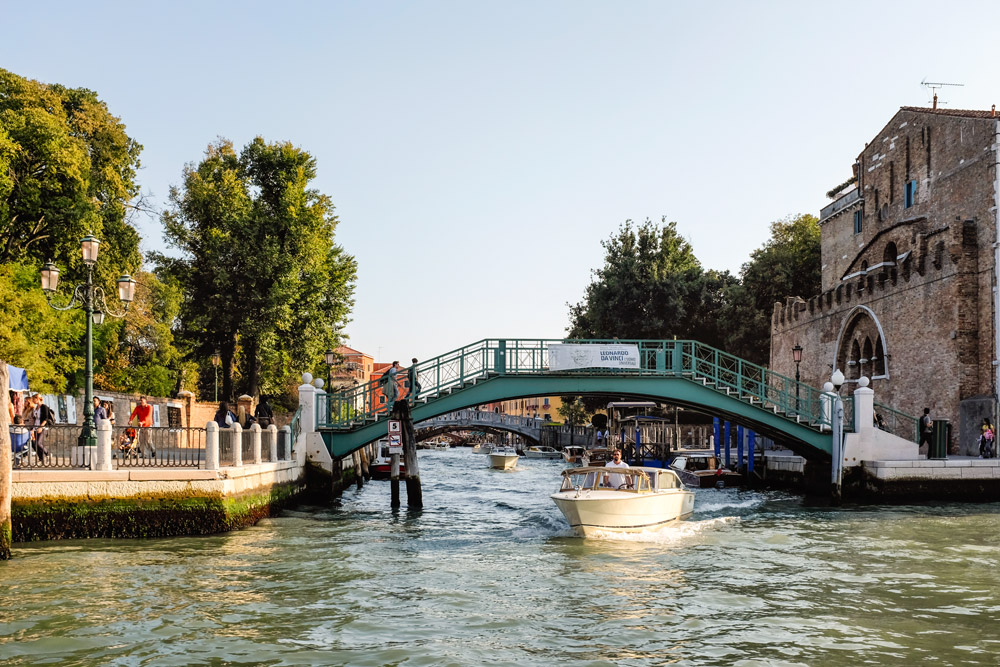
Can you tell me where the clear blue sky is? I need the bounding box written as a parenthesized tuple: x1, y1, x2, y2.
(5, 1, 999, 365)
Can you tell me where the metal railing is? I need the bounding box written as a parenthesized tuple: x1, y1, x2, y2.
(317, 339, 901, 432)
(261, 428, 274, 462)
(10, 424, 89, 469)
(112, 426, 206, 467)
(874, 401, 919, 442)
(240, 429, 255, 465)
(277, 428, 290, 460)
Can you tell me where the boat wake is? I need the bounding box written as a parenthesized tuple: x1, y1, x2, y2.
(585, 516, 740, 544)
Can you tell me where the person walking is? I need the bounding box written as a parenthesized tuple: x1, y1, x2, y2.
(979, 417, 995, 458)
(254, 395, 274, 427)
(25, 394, 52, 463)
(919, 407, 933, 453)
(384, 361, 401, 406)
(408, 358, 421, 400)
(214, 401, 236, 427)
(129, 396, 155, 458)
(93, 396, 108, 426)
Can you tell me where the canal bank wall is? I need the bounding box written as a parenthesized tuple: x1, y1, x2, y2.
(760, 454, 1000, 502)
(10, 460, 307, 541)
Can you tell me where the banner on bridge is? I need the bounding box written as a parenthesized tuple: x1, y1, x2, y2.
(547, 343, 641, 371)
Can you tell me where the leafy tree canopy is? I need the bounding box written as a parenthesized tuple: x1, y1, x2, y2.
(155, 138, 357, 401)
(568, 217, 736, 343)
(0, 68, 143, 286)
(720, 214, 820, 363)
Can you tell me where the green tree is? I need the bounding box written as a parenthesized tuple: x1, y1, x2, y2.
(157, 138, 357, 401)
(0, 68, 142, 285)
(0, 68, 145, 394)
(568, 217, 733, 342)
(720, 214, 821, 364)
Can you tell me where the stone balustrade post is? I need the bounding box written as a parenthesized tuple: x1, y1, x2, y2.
(298, 381, 317, 448)
(205, 421, 219, 470)
(251, 423, 262, 464)
(93, 420, 112, 471)
(269, 425, 279, 461)
(853, 377, 875, 437)
(232, 423, 243, 467)
(281, 425, 293, 459)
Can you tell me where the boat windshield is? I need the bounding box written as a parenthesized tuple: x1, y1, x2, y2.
(558, 467, 653, 493)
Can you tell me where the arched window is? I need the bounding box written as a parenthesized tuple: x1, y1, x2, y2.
(883, 242, 898, 266)
(862, 337, 873, 380)
(874, 337, 886, 376)
(849, 339, 862, 379)
(836, 306, 891, 382)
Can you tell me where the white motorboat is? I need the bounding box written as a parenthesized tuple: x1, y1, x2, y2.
(562, 445, 586, 464)
(472, 442, 492, 454)
(524, 445, 561, 459)
(489, 445, 519, 470)
(424, 440, 449, 450)
(550, 466, 695, 537)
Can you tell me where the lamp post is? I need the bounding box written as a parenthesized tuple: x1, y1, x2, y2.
(829, 368, 846, 504)
(792, 344, 803, 411)
(41, 235, 136, 447)
(211, 351, 221, 402)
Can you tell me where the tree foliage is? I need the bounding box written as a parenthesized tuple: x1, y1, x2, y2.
(720, 214, 821, 364)
(156, 138, 357, 401)
(567, 217, 737, 344)
(0, 68, 142, 286)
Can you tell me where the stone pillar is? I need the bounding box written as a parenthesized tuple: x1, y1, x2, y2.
(298, 378, 317, 442)
(853, 377, 875, 437)
(268, 424, 279, 461)
(281, 425, 292, 461)
(232, 422, 243, 467)
(251, 423, 262, 464)
(205, 421, 219, 471)
(93, 420, 113, 471)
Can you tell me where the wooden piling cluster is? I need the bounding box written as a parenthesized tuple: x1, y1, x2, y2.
(1, 363, 12, 559)
(389, 400, 422, 509)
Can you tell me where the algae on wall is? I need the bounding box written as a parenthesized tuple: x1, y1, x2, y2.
(12, 482, 304, 542)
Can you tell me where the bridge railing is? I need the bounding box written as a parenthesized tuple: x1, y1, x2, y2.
(874, 401, 918, 441)
(317, 339, 897, 432)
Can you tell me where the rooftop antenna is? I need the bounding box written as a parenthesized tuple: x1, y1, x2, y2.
(921, 79, 964, 109)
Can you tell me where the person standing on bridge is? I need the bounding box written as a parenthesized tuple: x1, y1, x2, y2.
(385, 361, 401, 406)
(409, 358, 421, 400)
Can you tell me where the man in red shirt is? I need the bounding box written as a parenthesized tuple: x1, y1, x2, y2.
(129, 396, 155, 458)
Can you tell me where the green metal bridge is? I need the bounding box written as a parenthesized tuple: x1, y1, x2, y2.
(317, 339, 918, 459)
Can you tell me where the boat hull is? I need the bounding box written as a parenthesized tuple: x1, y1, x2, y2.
(551, 490, 695, 537)
(489, 453, 519, 469)
(524, 447, 561, 459)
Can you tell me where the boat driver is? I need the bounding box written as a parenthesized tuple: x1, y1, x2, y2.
(603, 449, 631, 489)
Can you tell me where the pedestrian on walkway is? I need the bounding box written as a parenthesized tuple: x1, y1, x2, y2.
(25, 394, 51, 463)
(254, 395, 274, 427)
(129, 396, 155, 458)
(919, 407, 933, 451)
(93, 396, 108, 426)
(385, 361, 401, 406)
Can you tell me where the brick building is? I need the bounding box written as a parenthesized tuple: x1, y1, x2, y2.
(770, 106, 1000, 454)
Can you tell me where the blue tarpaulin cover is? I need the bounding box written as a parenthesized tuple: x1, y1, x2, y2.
(7, 365, 29, 391)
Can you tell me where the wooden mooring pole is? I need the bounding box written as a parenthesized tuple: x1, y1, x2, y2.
(391, 400, 422, 509)
(0, 363, 12, 560)
(390, 453, 401, 508)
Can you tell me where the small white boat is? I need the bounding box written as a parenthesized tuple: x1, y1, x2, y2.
(472, 442, 492, 454)
(562, 445, 586, 464)
(550, 466, 695, 537)
(424, 440, 449, 450)
(489, 445, 519, 470)
(524, 445, 561, 459)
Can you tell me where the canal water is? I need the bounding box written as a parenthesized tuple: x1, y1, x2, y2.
(2, 447, 998, 666)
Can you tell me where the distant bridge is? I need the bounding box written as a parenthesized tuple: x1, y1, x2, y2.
(317, 339, 917, 460)
(415, 409, 592, 446)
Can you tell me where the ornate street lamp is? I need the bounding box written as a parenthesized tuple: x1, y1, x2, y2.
(324, 348, 338, 394)
(211, 351, 221, 402)
(792, 344, 803, 410)
(41, 235, 135, 447)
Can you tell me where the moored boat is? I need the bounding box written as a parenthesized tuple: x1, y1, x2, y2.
(562, 445, 586, 464)
(669, 453, 743, 488)
(370, 439, 406, 480)
(489, 445, 519, 470)
(550, 466, 695, 537)
(524, 445, 561, 459)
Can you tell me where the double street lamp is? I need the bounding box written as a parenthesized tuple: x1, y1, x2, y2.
(40, 235, 136, 447)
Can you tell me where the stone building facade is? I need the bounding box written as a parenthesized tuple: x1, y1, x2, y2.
(770, 106, 1000, 454)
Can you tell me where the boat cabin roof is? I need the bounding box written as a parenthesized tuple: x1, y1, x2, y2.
(559, 466, 684, 491)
